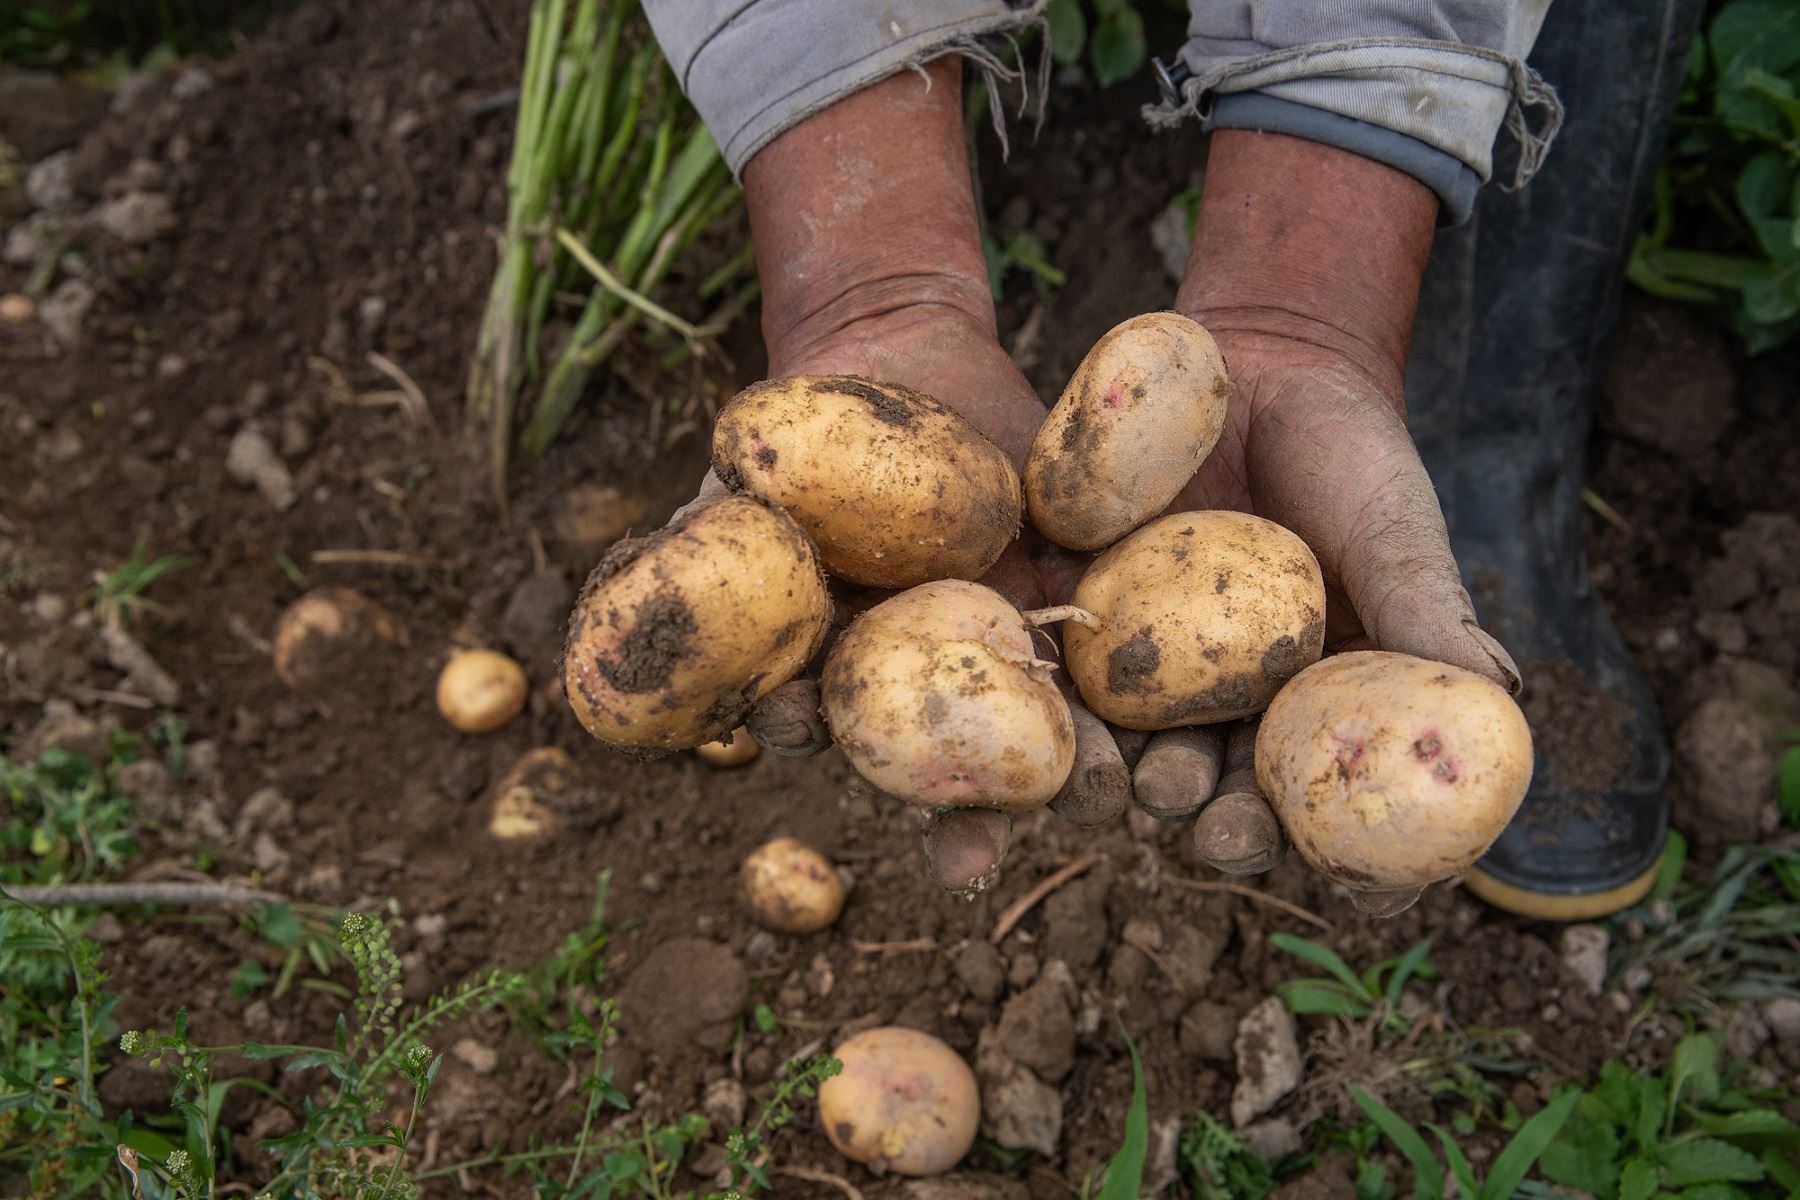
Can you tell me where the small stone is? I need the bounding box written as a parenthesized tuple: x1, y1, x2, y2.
(952, 940, 1006, 1004)
(412, 912, 448, 939)
(1654, 627, 1682, 654)
(744, 929, 779, 964)
(252, 831, 289, 874)
(451, 1038, 498, 1075)
(638, 871, 666, 895)
(171, 67, 214, 100)
(1179, 1001, 1239, 1062)
(1541, 1003, 1563, 1023)
(702, 1077, 746, 1131)
(1624, 966, 1652, 992)
(1121, 916, 1163, 952)
(997, 960, 1077, 1081)
(1676, 696, 1779, 845)
(26, 592, 68, 623)
(5, 215, 61, 265)
(1763, 997, 1800, 1045)
(96, 192, 176, 244)
(976, 1031, 1062, 1156)
(808, 952, 835, 998)
(1007, 949, 1039, 989)
(25, 150, 77, 212)
(1559, 925, 1609, 997)
(1725, 1005, 1770, 1060)
(39, 278, 94, 347)
(278, 415, 314, 458)
(1231, 997, 1302, 1127)
(1149, 201, 1195, 285)
(234, 786, 293, 839)
(1143, 1116, 1184, 1197)
(1166, 921, 1229, 995)
(225, 428, 297, 510)
(358, 294, 387, 335)
(1243, 1117, 1302, 1159)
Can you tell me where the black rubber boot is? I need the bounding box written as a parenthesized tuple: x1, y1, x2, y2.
(1407, 0, 1706, 919)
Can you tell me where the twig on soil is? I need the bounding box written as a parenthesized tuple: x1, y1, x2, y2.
(991, 853, 1102, 944)
(68, 687, 156, 709)
(1162, 875, 1333, 932)
(2, 881, 282, 907)
(772, 1166, 865, 1200)
(366, 351, 432, 424)
(850, 937, 937, 955)
(1121, 925, 1183, 989)
(309, 549, 444, 569)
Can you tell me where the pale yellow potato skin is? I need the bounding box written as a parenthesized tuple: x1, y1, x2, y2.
(695, 727, 760, 767)
(437, 649, 528, 733)
(712, 375, 1023, 588)
(740, 836, 845, 933)
(273, 587, 400, 686)
(1025, 312, 1232, 551)
(1256, 651, 1534, 890)
(1064, 512, 1326, 729)
(563, 496, 831, 754)
(820, 1027, 980, 1176)
(821, 580, 1075, 810)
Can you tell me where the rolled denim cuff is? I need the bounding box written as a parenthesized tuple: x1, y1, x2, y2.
(1209, 93, 1482, 223)
(1146, 36, 1564, 196)
(643, 0, 1047, 176)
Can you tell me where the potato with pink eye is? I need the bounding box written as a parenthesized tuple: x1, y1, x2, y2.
(1256, 651, 1534, 891)
(740, 837, 843, 933)
(1025, 312, 1232, 551)
(819, 1027, 980, 1176)
(821, 580, 1076, 811)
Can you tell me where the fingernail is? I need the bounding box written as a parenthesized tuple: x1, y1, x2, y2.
(1349, 885, 1424, 918)
(1465, 621, 1523, 695)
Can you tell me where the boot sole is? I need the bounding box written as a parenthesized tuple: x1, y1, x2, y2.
(1463, 842, 1663, 921)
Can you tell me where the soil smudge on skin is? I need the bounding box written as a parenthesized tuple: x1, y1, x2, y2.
(598, 594, 698, 694)
(810, 377, 914, 426)
(1107, 627, 1162, 694)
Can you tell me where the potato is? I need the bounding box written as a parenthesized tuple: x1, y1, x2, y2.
(1064, 512, 1325, 728)
(0, 293, 34, 324)
(273, 587, 402, 687)
(696, 728, 759, 767)
(740, 836, 844, 932)
(1256, 651, 1533, 891)
(564, 495, 831, 753)
(437, 648, 528, 733)
(819, 1027, 980, 1176)
(1025, 313, 1231, 551)
(821, 580, 1075, 810)
(712, 375, 1023, 588)
(489, 747, 583, 840)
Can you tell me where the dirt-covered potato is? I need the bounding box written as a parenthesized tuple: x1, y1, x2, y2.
(1064, 512, 1326, 729)
(712, 375, 1023, 588)
(1025, 313, 1231, 550)
(564, 495, 831, 754)
(489, 747, 583, 840)
(273, 587, 402, 687)
(1257, 651, 1533, 891)
(819, 1027, 980, 1176)
(822, 580, 1074, 809)
(740, 836, 844, 932)
(696, 728, 759, 767)
(437, 648, 528, 733)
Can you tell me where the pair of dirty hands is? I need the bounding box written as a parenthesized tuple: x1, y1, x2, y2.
(672, 64, 1520, 915)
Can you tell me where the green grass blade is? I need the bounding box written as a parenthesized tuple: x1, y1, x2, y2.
(1384, 939, 1435, 1008)
(1271, 933, 1371, 999)
(1096, 1022, 1148, 1200)
(1427, 1125, 1478, 1199)
(1481, 1088, 1580, 1200)
(1350, 1086, 1444, 1200)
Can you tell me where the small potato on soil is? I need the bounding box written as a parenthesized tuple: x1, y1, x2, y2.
(437, 648, 528, 733)
(564, 495, 832, 754)
(696, 728, 759, 767)
(489, 747, 583, 840)
(1257, 651, 1533, 891)
(273, 587, 402, 687)
(1064, 511, 1326, 729)
(819, 1026, 980, 1176)
(740, 836, 844, 932)
(821, 580, 1074, 810)
(1025, 312, 1231, 551)
(712, 375, 1023, 588)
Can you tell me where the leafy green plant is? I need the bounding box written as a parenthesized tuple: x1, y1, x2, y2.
(1629, 0, 1800, 351)
(467, 0, 745, 495)
(1272, 933, 1437, 1036)
(719, 1053, 843, 1194)
(1778, 738, 1800, 829)
(1076, 1022, 1149, 1199)
(1532, 1031, 1800, 1200)
(1180, 1111, 1279, 1200)
(85, 540, 192, 629)
(984, 228, 1067, 299)
(1045, 0, 1186, 87)
(1351, 1082, 1578, 1200)
(2, 745, 139, 893)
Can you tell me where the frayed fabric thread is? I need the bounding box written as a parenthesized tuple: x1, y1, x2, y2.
(931, 17, 1052, 158)
(1142, 36, 1565, 190)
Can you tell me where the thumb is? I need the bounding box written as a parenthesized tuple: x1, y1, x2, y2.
(1248, 368, 1520, 694)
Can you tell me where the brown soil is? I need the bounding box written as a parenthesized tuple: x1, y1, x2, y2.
(3, 1, 1797, 1197)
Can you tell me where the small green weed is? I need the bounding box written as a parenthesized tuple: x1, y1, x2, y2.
(1531, 1030, 1800, 1200)
(1778, 738, 1800, 829)
(984, 228, 1067, 300)
(85, 540, 192, 629)
(1351, 1083, 1577, 1200)
(1076, 1021, 1149, 1199)
(1180, 1111, 1279, 1200)
(1272, 933, 1436, 1037)
(1629, 0, 1800, 351)
(1044, 0, 1187, 87)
